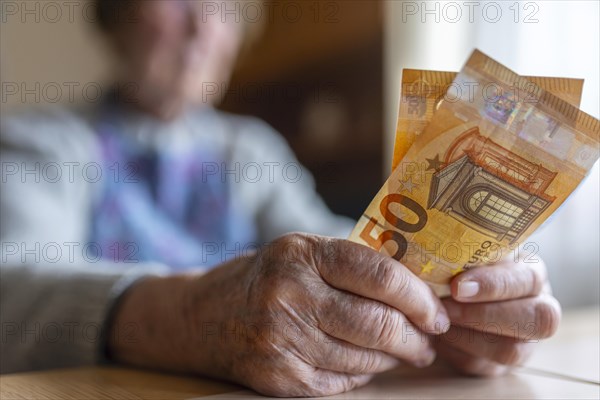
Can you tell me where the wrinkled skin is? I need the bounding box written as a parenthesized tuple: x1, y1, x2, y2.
(437, 256, 561, 375)
(101, 2, 562, 396)
(109, 234, 561, 397)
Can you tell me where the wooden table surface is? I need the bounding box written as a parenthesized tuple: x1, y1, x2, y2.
(2, 308, 598, 400)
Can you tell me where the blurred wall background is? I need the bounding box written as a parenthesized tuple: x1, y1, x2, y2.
(1, 0, 113, 103)
(2, 0, 598, 309)
(1, 0, 385, 220)
(220, 0, 384, 219)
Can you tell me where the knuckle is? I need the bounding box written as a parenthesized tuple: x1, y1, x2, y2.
(270, 233, 310, 262)
(528, 264, 546, 295)
(489, 274, 511, 299)
(533, 297, 561, 338)
(355, 350, 379, 374)
(254, 236, 317, 301)
(372, 305, 400, 349)
(315, 236, 342, 266)
(375, 259, 410, 297)
(374, 259, 399, 290)
(418, 298, 441, 329)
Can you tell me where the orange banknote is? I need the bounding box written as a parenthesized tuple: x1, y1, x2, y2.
(392, 69, 584, 171)
(351, 50, 599, 295)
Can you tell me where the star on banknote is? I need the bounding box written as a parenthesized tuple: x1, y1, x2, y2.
(425, 154, 444, 171)
(420, 260, 435, 274)
(399, 177, 418, 194)
(350, 50, 599, 295)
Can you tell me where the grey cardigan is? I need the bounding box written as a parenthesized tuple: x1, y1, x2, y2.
(0, 105, 353, 373)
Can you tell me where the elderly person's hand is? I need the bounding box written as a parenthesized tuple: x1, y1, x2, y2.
(434, 256, 561, 375)
(108, 234, 450, 397)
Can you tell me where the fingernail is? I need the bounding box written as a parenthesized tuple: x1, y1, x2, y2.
(458, 280, 480, 298)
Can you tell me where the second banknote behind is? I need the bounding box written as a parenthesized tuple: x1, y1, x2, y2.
(350, 50, 599, 294)
(392, 69, 584, 171)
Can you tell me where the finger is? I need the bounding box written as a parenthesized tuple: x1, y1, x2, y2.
(310, 335, 401, 374)
(316, 237, 450, 334)
(435, 342, 509, 377)
(436, 325, 535, 366)
(442, 295, 561, 340)
(451, 257, 548, 302)
(317, 290, 436, 367)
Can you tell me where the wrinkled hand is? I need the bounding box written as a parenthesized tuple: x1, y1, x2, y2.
(109, 234, 450, 397)
(435, 256, 561, 376)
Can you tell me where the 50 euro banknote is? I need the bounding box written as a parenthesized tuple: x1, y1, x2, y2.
(392, 69, 584, 171)
(350, 50, 599, 295)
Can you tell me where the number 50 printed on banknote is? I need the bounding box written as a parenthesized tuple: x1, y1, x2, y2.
(350, 50, 600, 295)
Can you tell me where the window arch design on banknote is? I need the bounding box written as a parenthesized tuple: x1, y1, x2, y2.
(350, 50, 599, 294)
(427, 126, 556, 244)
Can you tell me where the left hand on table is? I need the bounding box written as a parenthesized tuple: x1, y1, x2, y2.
(434, 257, 562, 376)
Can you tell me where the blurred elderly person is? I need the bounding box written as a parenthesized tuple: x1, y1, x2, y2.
(0, 0, 561, 397)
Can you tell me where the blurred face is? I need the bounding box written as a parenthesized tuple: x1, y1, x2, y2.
(110, 0, 243, 119)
